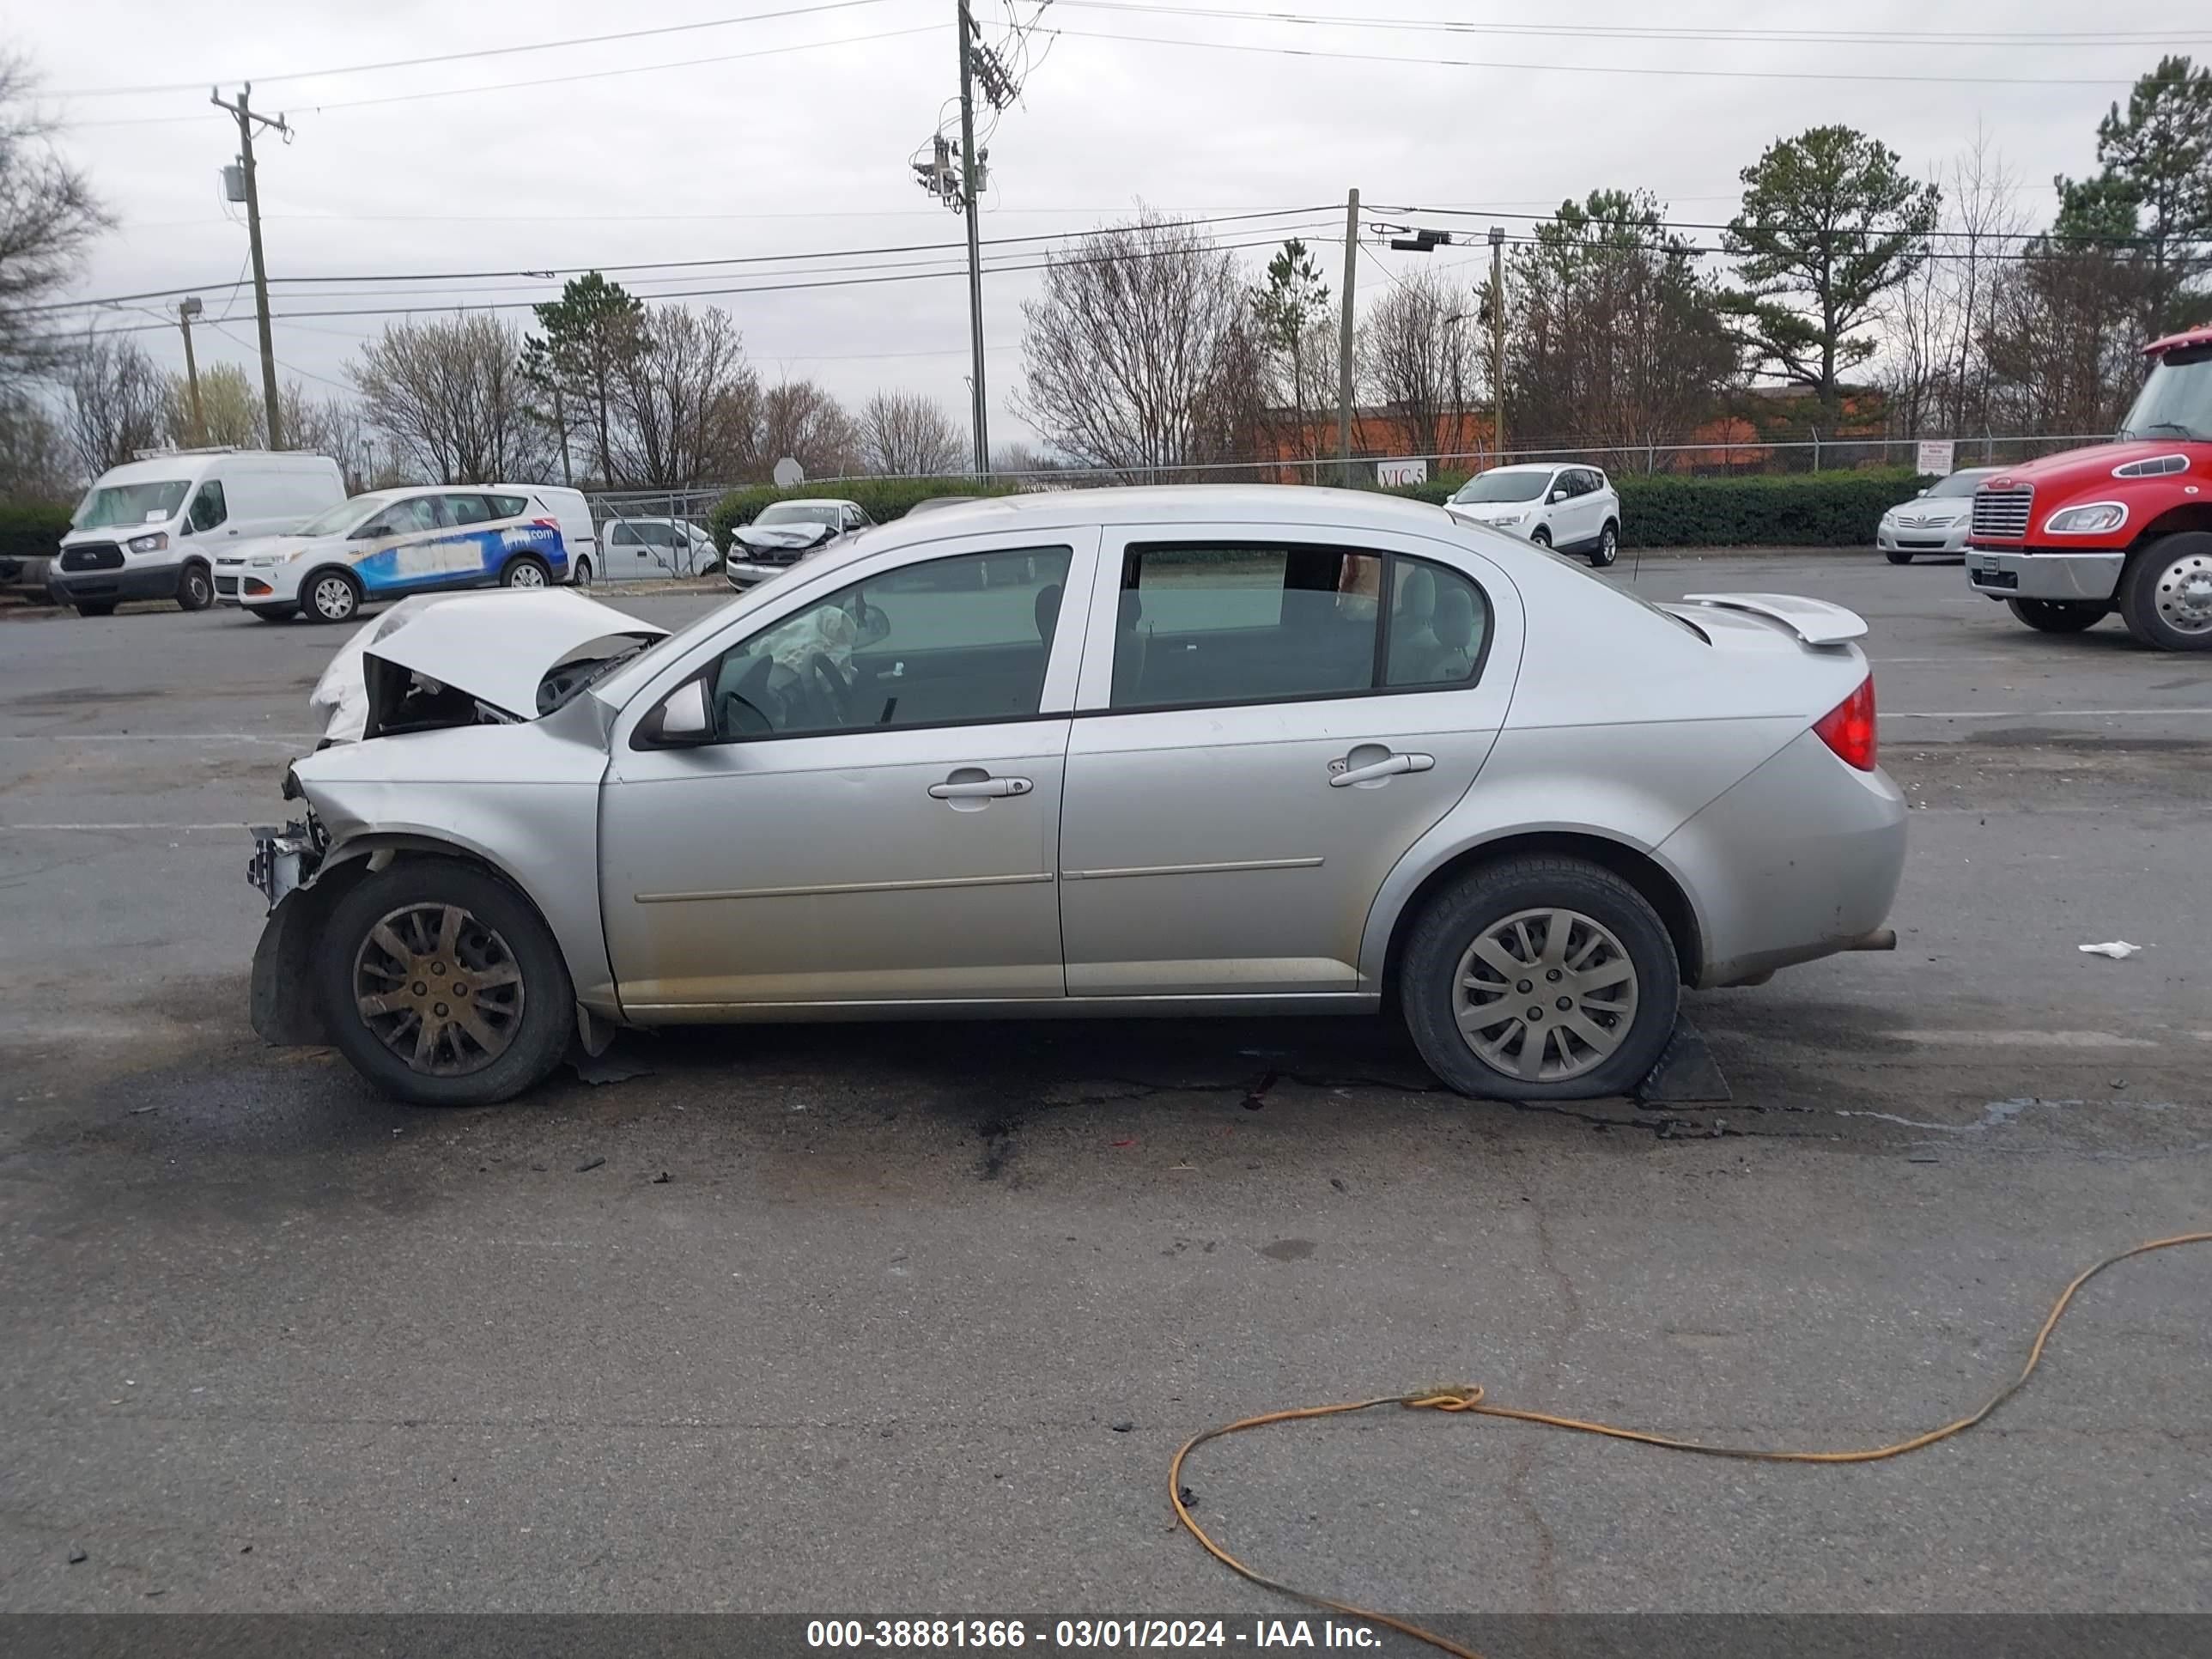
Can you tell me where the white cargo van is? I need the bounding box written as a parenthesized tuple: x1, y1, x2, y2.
(52, 449, 346, 617)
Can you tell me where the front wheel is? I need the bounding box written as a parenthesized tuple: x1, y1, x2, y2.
(1588, 522, 1620, 568)
(501, 555, 550, 590)
(1400, 856, 1680, 1101)
(2008, 597, 2106, 634)
(1528, 526, 1553, 549)
(306, 568, 362, 624)
(176, 562, 214, 611)
(316, 860, 574, 1107)
(2118, 532, 2212, 651)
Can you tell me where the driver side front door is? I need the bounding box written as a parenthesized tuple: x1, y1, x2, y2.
(599, 531, 1097, 1014)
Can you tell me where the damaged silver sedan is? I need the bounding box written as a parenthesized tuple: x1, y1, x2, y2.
(250, 487, 1905, 1108)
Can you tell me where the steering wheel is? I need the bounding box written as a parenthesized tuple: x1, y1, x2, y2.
(804, 652, 857, 727)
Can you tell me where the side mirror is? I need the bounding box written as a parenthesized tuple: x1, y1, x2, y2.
(651, 679, 713, 744)
(1916, 487, 1929, 496)
(1547, 489, 1566, 504)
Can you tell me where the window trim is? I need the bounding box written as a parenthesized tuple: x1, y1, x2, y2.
(634, 541, 1081, 750)
(1093, 538, 1493, 720)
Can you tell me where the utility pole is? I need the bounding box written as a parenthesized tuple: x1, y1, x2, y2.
(956, 2, 989, 479)
(1337, 188, 1359, 488)
(177, 297, 205, 445)
(210, 84, 289, 451)
(1488, 225, 1507, 460)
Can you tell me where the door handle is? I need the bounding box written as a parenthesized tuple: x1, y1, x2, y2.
(929, 775, 1034, 799)
(1328, 751, 1434, 787)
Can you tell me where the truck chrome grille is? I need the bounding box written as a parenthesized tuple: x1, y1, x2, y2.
(1972, 485, 2033, 541)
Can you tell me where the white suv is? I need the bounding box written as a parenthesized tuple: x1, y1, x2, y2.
(1446, 464, 1622, 567)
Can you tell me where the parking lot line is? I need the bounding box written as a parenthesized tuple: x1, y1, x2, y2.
(1888, 708, 2212, 719)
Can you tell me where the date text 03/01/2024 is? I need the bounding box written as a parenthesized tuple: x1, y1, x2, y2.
(805, 1620, 1383, 1650)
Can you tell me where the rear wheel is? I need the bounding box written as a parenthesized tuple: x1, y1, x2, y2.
(1588, 522, 1620, 568)
(501, 555, 550, 590)
(2118, 532, 2212, 652)
(176, 561, 214, 611)
(307, 568, 362, 624)
(1401, 856, 1680, 1101)
(316, 860, 574, 1107)
(72, 600, 118, 617)
(2008, 598, 2105, 634)
(1884, 549, 1914, 566)
(570, 556, 593, 588)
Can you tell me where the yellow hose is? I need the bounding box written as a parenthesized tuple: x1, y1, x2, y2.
(1170, 1230, 2212, 1659)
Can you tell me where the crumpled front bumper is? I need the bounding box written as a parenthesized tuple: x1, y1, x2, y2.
(1966, 548, 2124, 603)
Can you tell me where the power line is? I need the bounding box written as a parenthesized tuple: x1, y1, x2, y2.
(1051, 2, 2211, 50)
(1037, 24, 2150, 86)
(64, 23, 943, 126)
(50, 0, 906, 96)
(1373, 204, 2212, 252)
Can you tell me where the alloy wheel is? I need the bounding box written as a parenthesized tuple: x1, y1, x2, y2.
(312, 574, 357, 622)
(2153, 550, 2212, 636)
(351, 902, 526, 1077)
(506, 561, 548, 589)
(1452, 907, 1639, 1083)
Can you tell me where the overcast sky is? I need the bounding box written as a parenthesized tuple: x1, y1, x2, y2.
(21, 0, 2199, 453)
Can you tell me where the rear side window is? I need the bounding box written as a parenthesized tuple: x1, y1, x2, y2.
(1112, 544, 1488, 711)
(489, 494, 530, 519)
(441, 494, 495, 526)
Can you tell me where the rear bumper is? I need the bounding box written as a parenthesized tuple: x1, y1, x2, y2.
(47, 562, 183, 604)
(1965, 548, 2124, 603)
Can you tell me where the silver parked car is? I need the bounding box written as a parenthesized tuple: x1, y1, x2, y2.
(247, 486, 1904, 1108)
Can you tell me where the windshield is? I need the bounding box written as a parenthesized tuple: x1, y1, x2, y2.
(297, 491, 402, 538)
(1925, 469, 1997, 499)
(1450, 471, 1548, 504)
(2119, 346, 2212, 441)
(72, 479, 190, 530)
(757, 502, 842, 527)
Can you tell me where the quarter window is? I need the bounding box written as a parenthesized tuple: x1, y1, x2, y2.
(705, 546, 1073, 741)
(1114, 543, 1489, 710)
(489, 494, 530, 519)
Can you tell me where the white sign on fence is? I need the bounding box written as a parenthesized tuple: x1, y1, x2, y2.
(1916, 440, 1956, 477)
(1375, 458, 1428, 488)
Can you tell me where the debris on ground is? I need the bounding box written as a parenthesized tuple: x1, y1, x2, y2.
(1110, 1420, 1135, 1433)
(569, 1048, 653, 1085)
(2078, 940, 2143, 958)
(67, 1549, 86, 1565)
(574, 1157, 606, 1173)
(651, 1171, 671, 1183)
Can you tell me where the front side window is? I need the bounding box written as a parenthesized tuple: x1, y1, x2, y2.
(187, 481, 227, 532)
(705, 545, 1073, 740)
(1114, 543, 1490, 712)
(362, 495, 441, 538)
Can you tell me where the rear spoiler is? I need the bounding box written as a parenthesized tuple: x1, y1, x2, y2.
(1674, 592, 1868, 645)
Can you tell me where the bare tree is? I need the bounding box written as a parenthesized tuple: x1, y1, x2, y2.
(858, 390, 966, 476)
(1015, 211, 1253, 478)
(1983, 237, 2152, 436)
(1361, 267, 1483, 464)
(63, 330, 165, 475)
(612, 304, 757, 487)
(351, 314, 550, 483)
(0, 389, 74, 499)
(753, 379, 861, 480)
(0, 56, 112, 381)
(280, 383, 374, 489)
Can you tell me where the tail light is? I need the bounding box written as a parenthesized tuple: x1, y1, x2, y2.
(1814, 675, 1877, 771)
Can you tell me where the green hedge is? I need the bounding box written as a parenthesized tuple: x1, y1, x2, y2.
(1388, 466, 1922, 547)
(708, 477, 1023, 550)
(0, 501, 73, 564)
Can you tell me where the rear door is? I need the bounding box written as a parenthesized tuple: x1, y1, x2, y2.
(1057, 524, 1522, 997)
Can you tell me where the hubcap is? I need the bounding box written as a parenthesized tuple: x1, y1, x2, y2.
(314, 577, 354, 619)
(352, 902, 526, 1077)
(2154, 552, 2212, 635)
(1452, 907, 1638, 1083)
(509, 562, 546, 588)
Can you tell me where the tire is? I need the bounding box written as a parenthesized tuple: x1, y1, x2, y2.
(72, 600, 118, 617)
(1401, 856, 1680, 1102)
(2007, 597, 2105, 634)
(1884, 549, 1915, 565)
(1528, 526, 1552, 549)
(305, 568, 362, 623)
(2117, 532, 2212, 652)
(176, 561, 214, 611)
(501, 555, 551, 590)
(315, 859, 574, 1107)
(248, 605, 296, 623)
(570, 556, 593, 588)
(1588, 521, 1620, 568)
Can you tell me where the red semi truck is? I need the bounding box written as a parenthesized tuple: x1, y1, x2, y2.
(1966, 323, 2212, 651)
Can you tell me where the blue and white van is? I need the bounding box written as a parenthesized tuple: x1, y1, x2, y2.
(214, 484, 578, 623)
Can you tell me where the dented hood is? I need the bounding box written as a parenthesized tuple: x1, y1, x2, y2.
(732, 521, 837, 551)
(308, 589, 667, 745)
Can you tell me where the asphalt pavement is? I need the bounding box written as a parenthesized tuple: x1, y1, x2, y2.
(2, 552, 2207, 1626)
